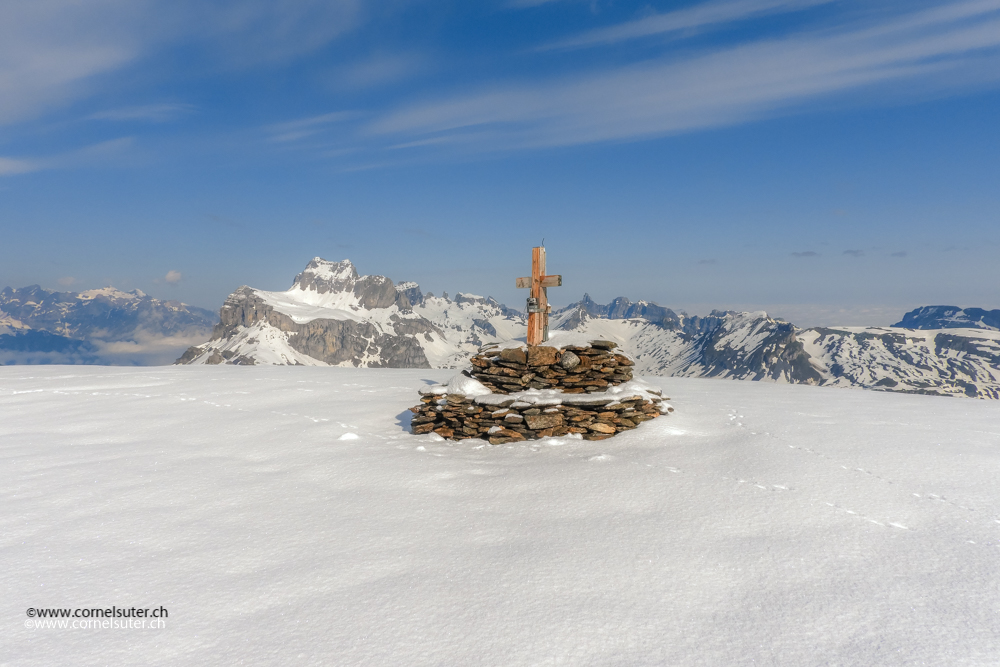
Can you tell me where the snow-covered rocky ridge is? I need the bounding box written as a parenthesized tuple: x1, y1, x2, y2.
(178, 259, 1000, 399)
(893, 305, 1000, 330)
(550, 308, 1000, 399)
(176, 258, 526, 368)
(5, 366, 1000, 665)
(0, 285, 215, 365)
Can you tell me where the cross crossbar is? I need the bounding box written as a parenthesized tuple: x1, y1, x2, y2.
(515, 246, 562, 346)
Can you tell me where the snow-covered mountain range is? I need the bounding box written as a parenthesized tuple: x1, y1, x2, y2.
(177, 258, 1000, 399)
(0, 285, 215, 365)
(892, 305, 1000, 330)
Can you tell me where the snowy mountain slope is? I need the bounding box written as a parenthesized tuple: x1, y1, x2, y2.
(551, 307, 821, 383)
(0, 285, 215, 364)
(0, 310, 29, 336)
(176, 258, 512, 368)
(410, 292, 527, 367)
(552, 307, 1000, 398)
(893, 305, 1000, 330)
(5, 366, 1000, 666)
(800, 326, 1000, 398)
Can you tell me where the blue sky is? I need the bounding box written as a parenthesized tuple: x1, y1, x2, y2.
(1, 0, 998, 326)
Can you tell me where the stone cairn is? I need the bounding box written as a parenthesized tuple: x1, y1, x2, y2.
(409, 340, 672, 444)
(471, 340, 633, 393)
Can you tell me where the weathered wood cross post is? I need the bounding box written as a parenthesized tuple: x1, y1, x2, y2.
(516, 246, 562, 346)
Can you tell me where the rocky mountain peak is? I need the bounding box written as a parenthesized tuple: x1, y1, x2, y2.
(292, 258, 360, 294)
(395, 281, 424, 307)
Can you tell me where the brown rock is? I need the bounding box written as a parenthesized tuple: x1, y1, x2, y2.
(613, 354, 634, 366)
(411, 414, 439, 425)
(524, 413, 564, 430)
(583, 433, 614, 441)
(503, 414, 524, 424)
(590, 340, 618, 350)
(500, 347, 527, 364)
(496, 361, 528, 371)
(488, 428, 525, 444)
(588, 422, 616, 434)
(526, 346, 559, 366)
(412, 422, 436, 434)
(433, 426, 455, 438)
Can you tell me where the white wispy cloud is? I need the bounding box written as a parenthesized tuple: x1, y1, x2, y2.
(367, 0, 1000, 151)
(0, 1, 139, 125)
(507, 0, 574, 7)
(539, 0, 836, 51)
(0, 137, 134, 178)
(0, 156, 40, 176)
(265, 111, 359, 143)
(331, 53, 426, 90)
(0, 0, 364, 127)
(88, 103, 195, 122)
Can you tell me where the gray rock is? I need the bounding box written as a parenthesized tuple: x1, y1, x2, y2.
(559, 351, 580, 370)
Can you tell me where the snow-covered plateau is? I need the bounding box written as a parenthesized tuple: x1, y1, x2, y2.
(4, 365, 1000, 666)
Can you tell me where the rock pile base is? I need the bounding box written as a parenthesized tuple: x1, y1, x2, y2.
(409, 340, 672, 444)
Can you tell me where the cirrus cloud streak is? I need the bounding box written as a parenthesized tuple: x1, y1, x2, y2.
(367, 1, 1000, 152)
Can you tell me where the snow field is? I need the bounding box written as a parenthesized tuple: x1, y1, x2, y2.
(2, 367, 1000, 666)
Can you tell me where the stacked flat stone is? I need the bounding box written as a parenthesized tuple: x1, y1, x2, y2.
(409, 340, 673, 444)
(469, 340, 633, 394)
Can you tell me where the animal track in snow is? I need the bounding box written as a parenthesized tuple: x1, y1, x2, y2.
(774, 435, 988, 520)
(824, 502, 911, 530)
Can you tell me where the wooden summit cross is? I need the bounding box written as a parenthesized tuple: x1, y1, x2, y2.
(516, 246, 562, 346)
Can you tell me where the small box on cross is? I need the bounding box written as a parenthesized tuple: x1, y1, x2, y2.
(516, 246, 562, 346)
